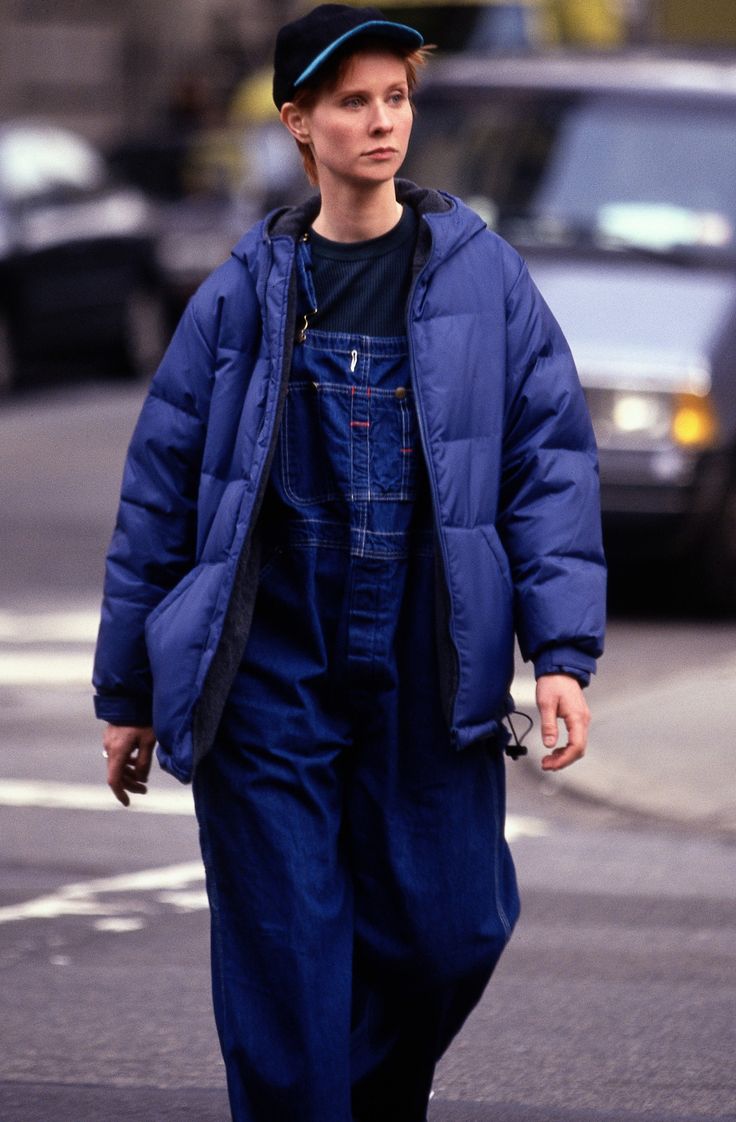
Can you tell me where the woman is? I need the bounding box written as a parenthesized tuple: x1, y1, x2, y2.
(94, 6, 606, 1120)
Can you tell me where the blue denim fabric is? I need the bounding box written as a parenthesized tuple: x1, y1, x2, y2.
(193, 325, 520, 1122)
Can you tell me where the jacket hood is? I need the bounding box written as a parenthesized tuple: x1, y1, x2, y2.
(230, 179, 488, 279)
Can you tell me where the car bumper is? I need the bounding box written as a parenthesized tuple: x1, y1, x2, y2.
(598, 446, 730, 556)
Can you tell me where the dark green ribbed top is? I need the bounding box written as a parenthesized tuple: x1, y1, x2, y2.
(308, 205, 418, 337)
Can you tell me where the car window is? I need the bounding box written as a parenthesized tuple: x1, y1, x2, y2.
(0, 126, 107, 203)
(535, 98, 736, 249)
(409, 90, 736, 255)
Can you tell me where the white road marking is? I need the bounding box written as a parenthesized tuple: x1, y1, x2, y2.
(0, 608, 97, 684)
(0, 778, 193, 815)
(505, 815, 548, 840)
(94, 917, 146, 933)
(157, 889, 210, 912)
(0, 778, 547, 931)
(0, 779, 547, 840)
(0, 610, 99, 643)
(0, 861, 205, 925)
(0, 651, 93, 685)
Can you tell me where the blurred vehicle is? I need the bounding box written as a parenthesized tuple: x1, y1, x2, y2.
(379, 1, 627, 52)
(0, 122, 166, 393)
(151, 120, 305, 316)
(408, 53, 736, 609)
(110, 70, 307, 321)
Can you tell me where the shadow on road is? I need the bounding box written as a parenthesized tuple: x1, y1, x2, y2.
(0, 1084, 228, 1121)
(1, 1086, 731, 1122)
(431, 1100, 731, 1122)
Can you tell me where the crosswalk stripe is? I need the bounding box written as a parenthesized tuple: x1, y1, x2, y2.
(0, 779, 547, 837)
(0, 651, 93, 685)
(0, 861, 205, 925)
(0, 778, 192, 815)
(0, 609, 99, 643)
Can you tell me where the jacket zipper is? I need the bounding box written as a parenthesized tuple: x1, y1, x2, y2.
(192, 237, 299, 766)
(406, 236, 461, 736)
(242, 236, 298, 540)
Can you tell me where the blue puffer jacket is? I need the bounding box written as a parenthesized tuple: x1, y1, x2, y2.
(93, 180, 606, 783)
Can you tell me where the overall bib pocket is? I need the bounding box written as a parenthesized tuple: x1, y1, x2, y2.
(276, 377, 419, 504)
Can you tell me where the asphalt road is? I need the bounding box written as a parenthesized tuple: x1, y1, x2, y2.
(1, 382, 735, 1122)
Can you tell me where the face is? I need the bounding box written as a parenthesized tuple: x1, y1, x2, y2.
(288, 50, 414, 190)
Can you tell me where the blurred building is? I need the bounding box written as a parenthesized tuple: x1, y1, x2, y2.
(0, 0, 295, 144)
(652, 0, 736, 47)
(2, 0, 736, 150)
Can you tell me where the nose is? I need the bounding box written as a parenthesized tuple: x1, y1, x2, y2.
(368, 99, 393, 134)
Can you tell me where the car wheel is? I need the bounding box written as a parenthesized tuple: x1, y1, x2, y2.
(124, 288, 168, 380)
(700, 478, 736, 614)
(0, 312, 18, 395)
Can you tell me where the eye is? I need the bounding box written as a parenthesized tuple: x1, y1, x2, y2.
(389, 90, 407, 105)
(342, 95, 364, 109)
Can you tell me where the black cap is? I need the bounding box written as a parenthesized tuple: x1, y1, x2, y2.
(273, 4, 423, 109)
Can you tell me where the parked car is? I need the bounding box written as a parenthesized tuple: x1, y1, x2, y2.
(0, 122, 167, 393)
(109, 118, 307, 320)
(408, 53, 736, 609)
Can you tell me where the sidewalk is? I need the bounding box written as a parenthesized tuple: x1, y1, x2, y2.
(512, 656, 736, 836)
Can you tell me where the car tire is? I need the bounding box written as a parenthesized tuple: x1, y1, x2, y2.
(700, 478, 736, 615)
(124, 288, 169, 380)
(0, 312, 18, 396)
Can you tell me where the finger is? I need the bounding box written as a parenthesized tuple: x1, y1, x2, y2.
(121, 777, 148, 796)
(536, 695, 559, 749)
(541, 741, 585, 771)
(106, 747, 141, 805)
(132, 734, 156, 781)
(121, 762, 149, 790)
(122, 760, 148, 781)
(541, 707, 589, 771)
(563, 704, 589, 751)
(102, 726, 155, 805)
(107, 769, 131, 807)
(107, 752, 130, 799)
(108, 766, 148, 804)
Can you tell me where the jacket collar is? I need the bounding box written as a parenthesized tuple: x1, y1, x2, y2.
(264, 179, 453, 241)
(231, 178, 486, 275)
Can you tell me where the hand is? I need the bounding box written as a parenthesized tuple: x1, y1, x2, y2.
(535, 674, 590, 771)
(103, 724, 156, 806)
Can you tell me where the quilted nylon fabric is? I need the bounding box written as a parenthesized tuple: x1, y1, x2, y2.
(93, 181, 606, 782)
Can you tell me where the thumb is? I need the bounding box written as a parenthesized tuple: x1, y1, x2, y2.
(536, 686, 559, 748)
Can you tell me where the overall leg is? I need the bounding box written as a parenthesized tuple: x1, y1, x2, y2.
(194, 546, 354, 1122)
(347, 550, 520, 1122)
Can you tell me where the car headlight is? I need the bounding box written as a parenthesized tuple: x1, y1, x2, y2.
(611, 392, 671, 439)
(586, 388, 718, 450)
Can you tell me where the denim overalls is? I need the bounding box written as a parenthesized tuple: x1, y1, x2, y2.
(193, 235, 519, 1122)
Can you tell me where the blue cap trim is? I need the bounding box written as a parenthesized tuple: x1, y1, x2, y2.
(294, 20, 424, 89)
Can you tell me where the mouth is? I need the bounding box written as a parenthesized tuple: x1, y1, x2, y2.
(364, 147, 397, 157)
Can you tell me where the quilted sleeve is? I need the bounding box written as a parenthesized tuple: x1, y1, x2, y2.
(496, 257, 606, 684)
(92, 297, 216, 726)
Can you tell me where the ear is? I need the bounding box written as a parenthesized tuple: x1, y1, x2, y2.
(280, 102, 310, 143)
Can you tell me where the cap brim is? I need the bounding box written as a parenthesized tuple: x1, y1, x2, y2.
(294, 20, 424, 89)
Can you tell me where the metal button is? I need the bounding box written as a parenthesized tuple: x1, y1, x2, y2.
(394, 386, 408, 400)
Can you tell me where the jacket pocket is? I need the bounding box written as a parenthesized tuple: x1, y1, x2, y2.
(145, 564, 202, 631)
(479, 524, 514, 598)
(144, 561, 225, 758)
(442, 523, 515, 740)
